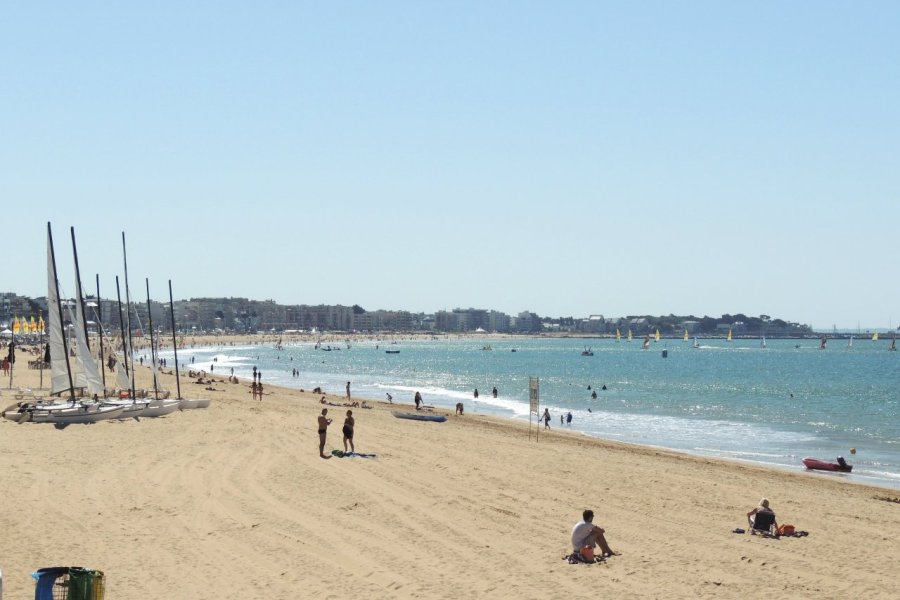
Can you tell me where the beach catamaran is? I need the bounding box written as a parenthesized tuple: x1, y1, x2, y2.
(4, 225, 123, 423)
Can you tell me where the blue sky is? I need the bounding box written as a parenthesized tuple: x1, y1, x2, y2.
(2, 2, 898, 329)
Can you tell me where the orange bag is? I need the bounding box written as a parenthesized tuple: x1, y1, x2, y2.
(580, 545, 595, 561)
(778, 524, 795, 536)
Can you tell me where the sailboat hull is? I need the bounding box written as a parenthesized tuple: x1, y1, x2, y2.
(31, 404, 125, 424)
(179, 398, 211, 410)
(136, 398, 181, 417)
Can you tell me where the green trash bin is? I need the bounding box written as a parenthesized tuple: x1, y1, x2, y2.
(67, 568, 104, 600)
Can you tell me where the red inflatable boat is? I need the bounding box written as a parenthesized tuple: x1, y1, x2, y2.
(802, 457, 852, 472)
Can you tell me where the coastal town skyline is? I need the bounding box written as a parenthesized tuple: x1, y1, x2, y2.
(1, 288, 888, 336)
(3, 3, 898, 330)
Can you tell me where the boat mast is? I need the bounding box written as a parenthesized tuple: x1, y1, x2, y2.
(47, 222, 76, 400)
(168, 280, 182, 400)
(70, 226, 104, 395)
(121, 232, 137, 397)
(95, 274, 106, 391)
(70, 227, 92, 352)
(145, 278, 159, 401)
(115, 276, 135, 399)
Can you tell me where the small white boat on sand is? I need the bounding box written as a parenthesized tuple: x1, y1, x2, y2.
(137, 398, 181, 418)
(178, 398, 211, 410)
(30, 404, 125, 424)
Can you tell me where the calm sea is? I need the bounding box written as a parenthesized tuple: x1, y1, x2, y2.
(160, 337, 900, 489)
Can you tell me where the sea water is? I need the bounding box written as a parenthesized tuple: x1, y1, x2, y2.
(160, 337, 900, 489)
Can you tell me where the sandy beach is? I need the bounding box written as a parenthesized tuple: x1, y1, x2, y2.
(1, 340, 898, 599)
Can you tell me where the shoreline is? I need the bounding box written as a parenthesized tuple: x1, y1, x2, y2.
(164, 336, 900, 491)
(2, 340, 899, 598)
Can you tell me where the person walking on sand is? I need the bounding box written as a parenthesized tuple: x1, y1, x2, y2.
(346, 381, 351, 400)
(542, 408, 552, 429)
(342, 409, 355, 454)
(318, 408, 333, 458)
(414, 391, 423, 410)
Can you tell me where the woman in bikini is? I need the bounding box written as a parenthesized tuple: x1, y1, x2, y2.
(342, 410, 355, 454)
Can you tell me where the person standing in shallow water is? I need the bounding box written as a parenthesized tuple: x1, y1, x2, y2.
(346, 381, 351, 400)
(318, 409, 332, 458)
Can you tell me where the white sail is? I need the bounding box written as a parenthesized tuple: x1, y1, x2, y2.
(150, 337, 161, 392)
(47, 229, 72, 395)
(66, 302, 104, 395)
(115, 354, 131, 391)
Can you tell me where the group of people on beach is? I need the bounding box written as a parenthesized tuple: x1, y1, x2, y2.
(317, 407, 356, 458)
(570, 496, 784, 563)
(248, 366, 265, 400)
(539, 408, 573, 429)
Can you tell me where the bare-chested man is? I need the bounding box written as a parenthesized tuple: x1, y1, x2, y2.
(318, 408, 333, 458)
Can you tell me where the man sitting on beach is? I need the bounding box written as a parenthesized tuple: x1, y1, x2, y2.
(571, 509, 617, 558)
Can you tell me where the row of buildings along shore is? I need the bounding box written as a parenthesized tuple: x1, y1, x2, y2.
(1, 292, 817, 336)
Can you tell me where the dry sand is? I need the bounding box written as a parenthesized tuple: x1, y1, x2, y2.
(1, 341, 898, 599)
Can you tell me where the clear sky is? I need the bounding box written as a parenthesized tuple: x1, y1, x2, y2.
(2, 1, 898, 330)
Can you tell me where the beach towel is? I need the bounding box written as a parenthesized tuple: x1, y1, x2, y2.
(331, 450, 377, 459)
(562, 551, 604, 564)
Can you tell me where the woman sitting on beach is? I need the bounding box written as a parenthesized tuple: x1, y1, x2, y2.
(747, 498, 778, 534)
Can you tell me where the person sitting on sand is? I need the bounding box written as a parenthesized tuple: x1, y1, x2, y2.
(571, 509, 617, 558)
(342, 409, 355, 453)
(747, 498, 778, 534)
